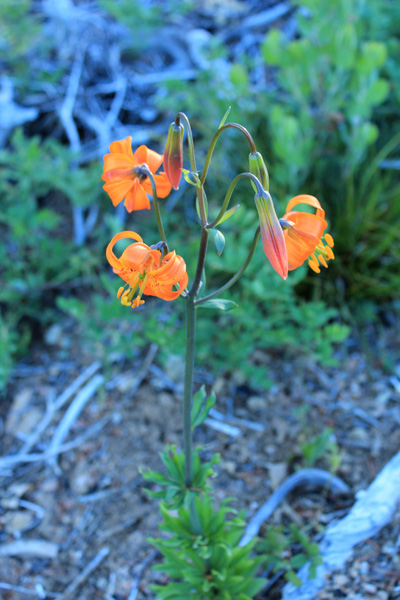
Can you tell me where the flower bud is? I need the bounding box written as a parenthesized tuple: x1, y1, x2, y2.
(249, 151, 269, 192)
(254, 191, 288, 280)
(164, 119, 184, 190)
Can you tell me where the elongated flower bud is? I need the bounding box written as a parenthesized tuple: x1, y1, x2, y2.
(254, 191, 288, 280)
(164, 119, 184, 190)
(249, 151, 269, 192)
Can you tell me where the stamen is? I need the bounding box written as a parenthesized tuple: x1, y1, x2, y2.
(308, 259, 320, 274)
(324, 233, 334, 247)
(117, 286, 125, 299)
(318, 254, 328, 268)
(326, 247, 335, 260)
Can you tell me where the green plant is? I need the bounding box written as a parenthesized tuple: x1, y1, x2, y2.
(0, 130, 102, 390)
(301, 427, 342, 473)
(257, 523, 323, 587)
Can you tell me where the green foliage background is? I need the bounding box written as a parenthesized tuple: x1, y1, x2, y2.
(1, 0, 399, 391)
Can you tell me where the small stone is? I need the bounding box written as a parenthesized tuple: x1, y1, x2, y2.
(45, 323, 63, 346)
(377, 591, 389, 600)
(164, 354, 185, 384)
(362, 582, 377, 594)
(359, 561, 369, 575)
(333, 573, 349, 588)
(266, 462, 287, 489)
(221, 460, 236, 475)
(246, 396, 265, 412)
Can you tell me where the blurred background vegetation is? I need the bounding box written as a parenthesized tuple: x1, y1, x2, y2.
(1, 0, 399, 392)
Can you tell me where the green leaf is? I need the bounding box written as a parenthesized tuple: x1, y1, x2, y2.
(209, 228, 225, 256)
(218, 106, 231, 129)
(214, 204, 240, 226)
(285, 570, 303, 587)
(262, 29, 284, 65)
(197, 299, 239, 311)
(191, 387, 217, 430)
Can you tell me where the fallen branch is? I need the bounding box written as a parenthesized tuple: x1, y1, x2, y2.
(0, 540, 58, 559)
(47, 373, 104, 472)
(204, 417, 241, 438)
(128, 550, 158, 600)
(59, 546, 109, 600)
(0, 582, 60, 598)
(240, 468, 350, 546)
(19, 361, 101, 455)
(282, 449, 400, 599)
(0, 416, 109, 470)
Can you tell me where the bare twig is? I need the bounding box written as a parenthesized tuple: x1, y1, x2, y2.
(0, 416, 109, 470)
(59, 547, 109, 600)
(283, 449, 400, 599)
(0, 582, 60, 598)
(0, 540, 58, 558)
(128, 550, 158, 600)
(47, 373, 104, 472)
(240, 468, 351, 546)
(203, 417, 241, 437)
(20, 361, 101, 455)
(106, 343, 158, 393)
(209, 408, 265, 432)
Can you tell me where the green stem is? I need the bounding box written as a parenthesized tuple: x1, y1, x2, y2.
(189, 227, 209, 298)
(183, 296, 196, 487)
(208, 172, 263, 229)
(178, 111, 207, 226)
(195, 227, 260, 306)
(142, 166, 167, 245)
(200, 123, 257, 187)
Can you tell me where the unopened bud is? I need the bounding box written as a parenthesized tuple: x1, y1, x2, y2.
(254, 191, 288, 280)
(164, 118, 184, 190)
(249, 151, 269, 192)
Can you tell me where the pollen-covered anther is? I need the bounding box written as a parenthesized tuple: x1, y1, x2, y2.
(117, 286, 125, 299)
(324, 233, 334, 247)
(308, 259, 321, 274)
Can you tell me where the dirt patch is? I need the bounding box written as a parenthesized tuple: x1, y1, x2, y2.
(0, 319, 399, 599)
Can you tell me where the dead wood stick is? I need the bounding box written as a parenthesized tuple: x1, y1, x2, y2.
(0, 416, 109, 470)
(59, 547, 109, 600)
(209, 408, 265, 432)
(20, 361, 101, 455)
(105, 343, 158, 392)
(47, 373, 104, 472)
(0, 539, 58, 558)
(128, 550, 158, 600)
(283, 449, 400, 599)
(0, 582, 60, 598)
(240, 468, 350, 546)
(204, 417, 241, 437)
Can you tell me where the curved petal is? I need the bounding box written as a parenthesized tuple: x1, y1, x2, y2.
(109, 137, 134, 160)
(145, 271, 188, 300)
(284, 230, 317, 270)
(124, 181, 151, 212)
(103, 153, 135, 175)
(106, 230, 144, 271)
(144, 147, 164, 174)
(120, 242, 154, 272)
(286, 211, 327, 240)
(132, 146, 163, 174)
(151, 252, 187, 284)
(285, 195, 325, 219)
(103, 179, 135, 207)
(142, 172, 171, 199)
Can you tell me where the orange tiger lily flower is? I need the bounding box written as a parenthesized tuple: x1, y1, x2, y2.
(106, 231, 188, 308)
(280, 195, 335, 273)
(102, 137, 171, 212)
